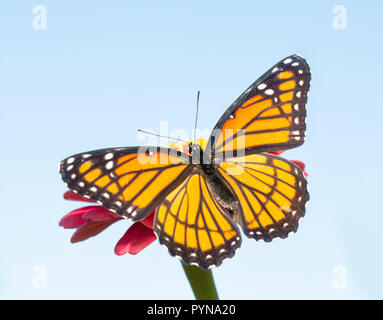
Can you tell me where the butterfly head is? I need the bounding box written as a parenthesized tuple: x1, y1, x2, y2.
(189, 142, 202, 162)
(189, 140, 212, 168)
(190, 138, 208, 151)
(169, 139, 209, 164)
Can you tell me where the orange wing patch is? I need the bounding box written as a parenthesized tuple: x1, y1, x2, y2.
(216, 153, 309, 242)
(155, 170, 241, 269)
(60, 147, 192, 220)
(207, 54, 310, 157)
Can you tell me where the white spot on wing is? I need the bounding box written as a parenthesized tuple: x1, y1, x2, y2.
(105, 161, 114, 170)
(105, 153, 114, 160)
(284, 58, 293, 64)
(257, 83, 267, 90)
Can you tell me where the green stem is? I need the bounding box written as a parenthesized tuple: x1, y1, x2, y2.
(181, 262, 219, 300)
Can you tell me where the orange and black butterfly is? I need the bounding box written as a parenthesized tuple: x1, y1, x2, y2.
(60, 54, 310, 269)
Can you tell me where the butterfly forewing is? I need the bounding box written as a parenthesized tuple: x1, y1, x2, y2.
(207, 54, 310, 157)
(60, 147, 193, 221)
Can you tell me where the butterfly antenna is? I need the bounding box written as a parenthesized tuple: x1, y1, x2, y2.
(137, 129, 188, 144)
(194, 90, 200, 143)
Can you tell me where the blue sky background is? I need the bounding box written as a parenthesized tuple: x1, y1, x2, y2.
(1, 0, 382, 299)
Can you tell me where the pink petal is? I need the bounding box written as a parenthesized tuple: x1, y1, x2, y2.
(64, 191, 95, 203)
(71, 219, 119, 243)
(291, 160, 308, 177)
(140, 211, 155, 229)
(268, 150, 285, 155)
(59, 206, 100, 228)
(182, 144, 190, 155)
(59, 206, 120, 229)
(114, 222, 157, 256)
(82, 207, 121, 221)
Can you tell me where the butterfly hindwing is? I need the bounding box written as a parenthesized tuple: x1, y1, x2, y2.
(154, 170, 242, 269)
(207, 54, 310, 157)
(60, 147, 193, 221)
(216, 153, 309, 242)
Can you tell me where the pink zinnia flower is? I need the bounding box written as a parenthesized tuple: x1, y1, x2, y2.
(59, 143, 307, 257)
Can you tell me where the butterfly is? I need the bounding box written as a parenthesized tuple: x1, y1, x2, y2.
(60, 54, 310, 269)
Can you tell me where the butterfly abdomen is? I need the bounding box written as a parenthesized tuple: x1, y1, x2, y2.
(191, 143, 238, 213)
(203, 168, 239, 214)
